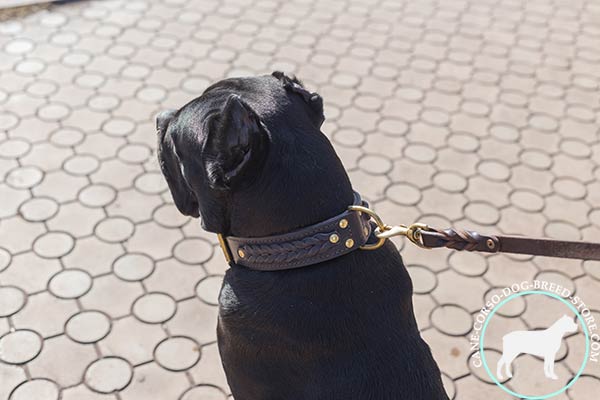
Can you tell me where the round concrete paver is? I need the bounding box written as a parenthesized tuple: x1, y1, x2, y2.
(19, 197, 59, 222)
(431, 304, 473, 336)
(38, 103, 70, 122)
(386, 183, 421, 206)
(510, 189, 545, 212)
(117, 144, 151, 164)
(33, 232, 74, 258)
(448, 251, 488, 277)
(133, 293, 177, 324)
(433, 171, 467, 193)
(358, 155, 392, 175)
(103, 118, 135, 137)
(153, 204, 190, 228)
(9, 379, 59, 400)
(6, 166, 43, 189)
(50, 128, 84, 147)
(48, 269, 92, 299)
(95, 217, 135, 243)
(0, 138, 30, 158)
(66, 311, 111, 344)
(0, 248, 11, 272)
(195, 276, 223, 306)
(535, 271, 576, 294)
(407, 265, 437, 294)
(181, 385, 228, 400)
(154, 336, 201, 371)
(173, 238, 213, 265)
(113, 253, 154, 281)
(0, 330, 42, 364)
(63, 155, 100, 176)
(0, 286, 26, 317)
(134, 172, 167, 194)
(84, 357, 132, 394)
(79, 184, 117, 208)
(464, 201, 500, 225)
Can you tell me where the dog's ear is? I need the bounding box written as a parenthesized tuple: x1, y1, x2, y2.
(156, 109, 200, 217)
(203, 94, 267, 190)
(272, 71, 324, 127)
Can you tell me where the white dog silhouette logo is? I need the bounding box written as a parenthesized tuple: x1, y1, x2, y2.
(497, 315, 578, 380)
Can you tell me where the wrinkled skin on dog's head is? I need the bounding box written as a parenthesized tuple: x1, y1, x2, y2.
(157, 72, 353, 237)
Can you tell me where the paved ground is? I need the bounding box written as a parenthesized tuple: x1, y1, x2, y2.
(1, 0, 600, 399)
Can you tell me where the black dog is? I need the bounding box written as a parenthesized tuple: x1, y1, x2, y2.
(157, 72, 449, 400)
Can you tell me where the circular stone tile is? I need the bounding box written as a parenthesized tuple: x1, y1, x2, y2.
(79, 184, 117, 208)
(560, 139, 592, 159)
(173, 238, 213, 264)
(386, 183, 421, 206)
(545, 221, 581, 241)
(38, 103, 70, 121)
(6, 166, 43, 189)
(196, 276, 223, 306)
(63, 154, 100, 176)
(433, 171, 467, 193)
(19, 197, 59, 222)
(136, 86, 166, 103)
(464, 201, 500, 225)
(4, 38, 34, 54)
(182, 76, 210, 93)
(132, 292, 176, 323)
(490, 124, 520, 142)
(95, 217, 135, 243)
(520, 149, 552, 170)
(0, 286, 26, 317)
(477, 160, 510, 182)
(66, 310, 111, 344)
(530, 114, 558, 132)
(50, 128, 84, 147)
(378, 118, 408, 136)
(431, 304, 473, 336)
(0, 248, 11, 272)
(407, 265, 437, 294)
(448, 251, 488, 277)
(333, 129, 365, 147)
(485, 287, 526, 317)
(153, 203, 189, 228)
(102, 118, 135, 137)
(583, 260, 600, 281)
(0, 330, 42, 364)
(85, 357, 133, 394)
(0, 138, 30, 158)
(62, 51, 91, 67)
(15, 59, 45, 75)
(134, 172, 168, 194)
(75, 72, 105, 88)
(358, 154, 392, 175)
(33, 232, 74, 258)
(553, 177, 586, 200)
(181, 385, 227, 400)
(48, 269, 92, 299)
(88, 94, 120, 112)
(510, 190, 545, 212)
(117, 144, 151, 164)
(154, 336, 201, 371)
(447, 133, 479, 152)
(404, 143, 436, 163)
(113, 253, 154, 281)
(9, 379, 59, 400)
(534, 270, 575, 294)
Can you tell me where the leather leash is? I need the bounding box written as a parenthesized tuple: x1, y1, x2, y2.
(217, 192, 600, 270)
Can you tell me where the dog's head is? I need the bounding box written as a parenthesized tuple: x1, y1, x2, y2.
(157, 72, 352, 236)
(558, 314, 578, 333)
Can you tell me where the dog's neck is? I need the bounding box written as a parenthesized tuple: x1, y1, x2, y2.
(226, 131, 354, 238)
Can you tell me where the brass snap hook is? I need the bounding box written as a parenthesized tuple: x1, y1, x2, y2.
(348, 205, 432, 250)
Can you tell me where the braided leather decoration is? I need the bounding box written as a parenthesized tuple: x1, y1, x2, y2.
(240, 232, 337, 264)
(433, 228, 485, 251)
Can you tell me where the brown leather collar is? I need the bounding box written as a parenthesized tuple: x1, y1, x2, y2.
(217, 192, 372, 271)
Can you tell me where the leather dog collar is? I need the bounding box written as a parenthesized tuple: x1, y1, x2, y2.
(217, 192, 372, 271)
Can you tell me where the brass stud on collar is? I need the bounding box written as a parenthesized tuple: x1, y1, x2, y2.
(329, 234, 340, 244)
(237, 249, 246, 258)
(345, 238, 354, 248)
(486, 239, 495, 250)
(363, 227, 369, 236)
(339, 219, 348, 229)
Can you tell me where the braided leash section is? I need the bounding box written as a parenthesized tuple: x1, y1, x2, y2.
(240, 232, 337, 264)
(433, 228, 484, 251)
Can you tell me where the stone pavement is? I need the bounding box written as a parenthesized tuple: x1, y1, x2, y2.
(0, 0, 600, 398)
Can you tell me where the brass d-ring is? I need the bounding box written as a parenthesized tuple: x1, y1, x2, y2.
(348, 205, 387, 250)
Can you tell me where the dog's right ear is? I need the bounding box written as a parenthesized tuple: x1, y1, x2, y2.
(272, 71, 324, 127)
(202, 94, 268, 190)
(156, 110, 200, 217)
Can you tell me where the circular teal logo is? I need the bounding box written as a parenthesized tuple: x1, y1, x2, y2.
(479, 290, 590, 399)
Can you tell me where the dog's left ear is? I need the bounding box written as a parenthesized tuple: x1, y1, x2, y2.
(203, 94, 267, 190)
